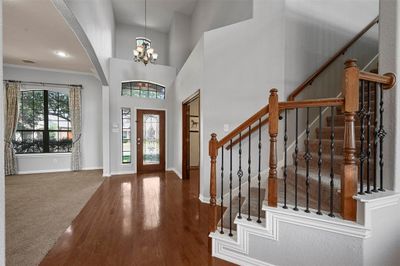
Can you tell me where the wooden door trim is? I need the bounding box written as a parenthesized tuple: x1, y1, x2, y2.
(182, 90, 200, 180)
(136, 109, 166, 173)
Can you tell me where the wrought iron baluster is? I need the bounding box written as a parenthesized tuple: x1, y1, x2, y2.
(329, 106, 335, 217)
(378, 83, 386, 191)
(247, 126, 252, 221)
(238, 133, 243, 219)
(257, 118, 262, 223)
(366, 82, 372, 194)
(358, 80, 366, 195)
(304, 107, 311, 213)
(229, 139, 233, 237)
(220, 146, 224, 234)
(294, 108, 299, 211)
(317, 106, 323, 215)
(283, 110, 288, 209)
(373, 82, 379, 192)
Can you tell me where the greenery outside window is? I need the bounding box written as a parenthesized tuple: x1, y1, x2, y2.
(121, 81, 165, 100)
(122, 108, 131, 164)
(14, 90, 72, 154)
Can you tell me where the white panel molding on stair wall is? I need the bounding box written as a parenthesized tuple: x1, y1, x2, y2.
(211, 192, 400, 266)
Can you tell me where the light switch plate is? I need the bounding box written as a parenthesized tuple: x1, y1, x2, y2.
(223, 124, 230, 132)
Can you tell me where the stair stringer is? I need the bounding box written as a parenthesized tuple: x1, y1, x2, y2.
(210, 204, 370, 266)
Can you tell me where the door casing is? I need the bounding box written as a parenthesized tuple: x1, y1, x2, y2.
(136, 109, 166, 173)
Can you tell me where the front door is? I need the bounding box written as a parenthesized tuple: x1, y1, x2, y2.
(136, 109, 165, 173)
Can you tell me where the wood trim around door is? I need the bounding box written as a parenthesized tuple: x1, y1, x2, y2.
(182, 103, 190, 179)
(136, 109, 166, 173)
(182, 90, 200, 179)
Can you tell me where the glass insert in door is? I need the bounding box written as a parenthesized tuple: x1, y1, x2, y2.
(143, 114, 160, 165)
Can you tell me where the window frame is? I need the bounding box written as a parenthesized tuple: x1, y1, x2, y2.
(121, 107, 132, 164)
(121, 80, 166, 100)
(15, 89, 72, 154)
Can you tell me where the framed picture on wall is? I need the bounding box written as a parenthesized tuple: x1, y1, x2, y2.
(189, 116, 199, 132)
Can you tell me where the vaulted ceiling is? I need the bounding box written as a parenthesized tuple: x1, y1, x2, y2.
(3, 0, 94, 73)
(111, 0, 198, 33)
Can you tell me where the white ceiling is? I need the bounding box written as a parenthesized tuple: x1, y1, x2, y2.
(112, 0, 198, 33)
(3, 0, 94, 74)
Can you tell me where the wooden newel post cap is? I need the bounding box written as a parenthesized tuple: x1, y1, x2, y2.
(210, 133, 217, 140)
(344, 59, 358, 68)
(383, 72, 397, 90)
(270, 88, 278, 95)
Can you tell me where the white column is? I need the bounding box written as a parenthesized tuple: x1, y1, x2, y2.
(102, 85, 111, 177)
(379, 0, 400, 191)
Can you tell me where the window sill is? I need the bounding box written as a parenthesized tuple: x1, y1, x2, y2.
(16, 153, 72, 158)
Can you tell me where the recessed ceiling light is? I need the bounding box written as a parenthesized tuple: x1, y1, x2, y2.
(55, 51, 69, 58)
(22, 59, 35, 64)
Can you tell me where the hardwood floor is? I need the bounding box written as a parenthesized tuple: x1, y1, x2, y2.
(40, 171, 234, 266)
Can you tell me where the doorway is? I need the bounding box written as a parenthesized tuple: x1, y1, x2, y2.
(136, 109, 166, 173)
(182, 91, 200, 194)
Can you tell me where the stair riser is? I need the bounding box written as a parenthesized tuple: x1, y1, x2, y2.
(294, 153, 374, 176)
(336, 105, 376, 115)
(308, 140, 374, 156)
(316, 127, 375, 140)
(327, 115, 378, 127)
(285, 171, 341, 213)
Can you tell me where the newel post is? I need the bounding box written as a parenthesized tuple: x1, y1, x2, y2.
(208, 133, 218, 249)
(341, 59, 359, 221)
(267, 89, 279, 207)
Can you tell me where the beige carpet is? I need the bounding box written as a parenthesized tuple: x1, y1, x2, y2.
(6, 170, 104, 266)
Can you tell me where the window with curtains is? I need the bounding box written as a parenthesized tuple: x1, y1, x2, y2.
(14, 90, 72, 153)
(121, 108, 131, 164)
(121, 81, 165, 100)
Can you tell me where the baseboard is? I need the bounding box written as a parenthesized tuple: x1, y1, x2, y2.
(110, 170, 135, 176)
(167, 168, 182, 179)
(16, 166, 103, 175)
(199, 194, 223, 205)
(199, 194, 210, 204)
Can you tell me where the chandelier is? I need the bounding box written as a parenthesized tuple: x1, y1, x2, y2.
(133, 0, 158, 65)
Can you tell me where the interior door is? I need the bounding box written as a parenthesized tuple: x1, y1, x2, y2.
(137, 110, 165, 173)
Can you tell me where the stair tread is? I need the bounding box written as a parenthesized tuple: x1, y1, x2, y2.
(286, 165, 341, 189)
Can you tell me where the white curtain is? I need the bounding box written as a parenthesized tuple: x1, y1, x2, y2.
(4, 82, 20, 175)
(69, 86, 82, 171)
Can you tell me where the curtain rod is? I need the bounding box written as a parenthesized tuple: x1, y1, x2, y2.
(3, 80, 83, 88)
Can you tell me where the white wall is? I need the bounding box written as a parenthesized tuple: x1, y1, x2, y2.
(0, 1, 5, 264)
(379, 0, 400, 192)
(190, 0, 253, 50)
(171, 0, 285, 201)
(169, 38, 204, 179)
(116, 23, 169, 66)
(168, 12, 191, 72)
(64, 0, 115, 82)
(284, 0, 379, 100)
(3, 65, 103, 174)
(109, 58, 176, 175)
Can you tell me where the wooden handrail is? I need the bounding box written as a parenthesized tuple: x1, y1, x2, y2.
(279, 98, 344, 110)
(359, 71, 396, 88)
(217, 105, 269, 149)
(287, 16, 379, 101)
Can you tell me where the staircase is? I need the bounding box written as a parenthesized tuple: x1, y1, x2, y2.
(206, 16, 399, 266)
